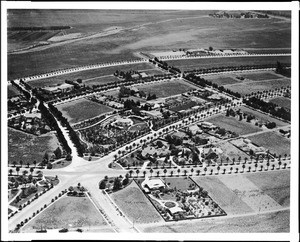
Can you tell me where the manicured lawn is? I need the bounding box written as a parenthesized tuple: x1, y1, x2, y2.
(268, 96, 291, 109)
(137, 79, 197, 98)
(111, 181, 163, 224)
(205, 114, 261, 135)
(52, 159, 72, 169)
(246, 170, 290, 207)
(55, 98, 114, 124)
(8, 128, 61, 165)
(246, 131, 290, 156)
(164, 177, 195, 191)
(238, 106, 290, 127)
(23, 196, 108, 230)
(224, 78, 290, 96)
(192, 176, 253, 215)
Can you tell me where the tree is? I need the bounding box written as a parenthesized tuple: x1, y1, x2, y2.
(143, 170, 146, 177)
(129, 170, 133, 178)
(54, 147, 62, 159)
(30, 167, 34, 175)
(135, 169, 140, 177)
(204, 167, 207, 175)
(156, 171, 160, 177)
(163, 169, 167, 177)
(19, 160, 23, 168)
(9, 169, 13, 176)
(150, 168, 153, 177)
(33, 160, 37, 167)
(16, 167, 20, 176)
(177, 168, 181, 176)
(99, 180, 107, 189)
(113, 178, 122, 191)
(209, 46, 213, 51)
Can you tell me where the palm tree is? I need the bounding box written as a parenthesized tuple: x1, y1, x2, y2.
(210, 169, 213, 175)
(19, 160, 23, 168)
(136, 169, 140, 177)
(283, 163, 287, 169)
(223, 168, 226, 174)
(129, 170, 133, 178)
(254, 163, 258, 172)
(238, 156, 241, 165)
(271, 164, 275, 170)
(190, 168, 194, 176)
(156, 171, 160, 177)
(196, 170, 201, 176)
(163, 169, 167, 177)
(30, 167, 34, 175)
(26, 162, 30, 168)
(150, 168, 153, 177)
(183, 170, 187, 176)
(260, 165, 263, 171)
(217, 166, 220, 175)
(9, 169, 13, 176)
(278, 161, 282, 169)
(16, 167, 20, 176)
(170, 170, 174, 177)
(12, 161, 17, 167)
(244, 157, 248, 165)
(248, 166, 251, 172)
(177, 169, 181, 176)
(204, 167, 207, 175)
(284, 154, 287, 160)
(235, 168, 239, 173)
(229, 167, 233, 174)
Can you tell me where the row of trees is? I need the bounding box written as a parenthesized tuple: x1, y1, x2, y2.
(48, 103, 85, 156)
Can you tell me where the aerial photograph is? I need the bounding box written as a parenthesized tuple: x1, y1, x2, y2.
(2, 1, 298, 241)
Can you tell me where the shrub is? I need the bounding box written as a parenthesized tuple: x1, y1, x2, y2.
(55, 196, 58, 200)
(51, 199, 54, 203)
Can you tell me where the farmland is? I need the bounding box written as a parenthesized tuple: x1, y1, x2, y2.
(205, 114, 262, 135)
(224, 78, 291, 96)
(137, 79, 197, 98)
(8, 9, 291, 79)
(27, 62, 153, 88)
(238, 106, 290, 127)
(268, 96, 291, 109)
(167, 56, 291, 72)
(142, 210, 289, 233)
(239, 71, 284, 81)
(55, 98, 114, 124)
(246, 131, 290, 156)
(111, 182, 163, 224)
(22, 196, 108, 231)
(8, 128, 61, 165)
(246, 170, 290, 207)
(204, 76, 239, 86)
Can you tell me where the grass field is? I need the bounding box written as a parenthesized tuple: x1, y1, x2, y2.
(8, 128, 60, 165)
(246, 170, 290, 207)
(8, 85, 21, 98)
(167, 56, 291, 72)
(268, 96, 291, 109)
(240, 71, 284, 81)
(8, 10, 290, 79)
(22, 196, 108, 230)
(205, 76, 239, 86)
(111, 181, 163, 224)
(142, 209, 289, 233)
(217, 142, 250, 161)
(137, 79, 197, 98)
(55, 98, 113, 124)
(224, 78, 290, 96)
(27, 62, 152, 88)
(205, 114, 261, 135)
(193, 176, 253, 215)
(246, 131, 290, 156)
(84, 75, 120, 87)
(238, 106, 290, 127)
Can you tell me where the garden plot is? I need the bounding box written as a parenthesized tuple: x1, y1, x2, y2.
(111, 181, 163, 224)
(224, 78, 290, 96)
(55, 98, 114, 124)
(268, 96, 291, 110)
(205, 114, 261, 135)
(22, 196, 109, 231)
(192, 176, 253, 215)
(218, 175, 282, 212)
(246, 131, 290, 157)
(246, 170, 290, 207)
(135, 177, 226, 221)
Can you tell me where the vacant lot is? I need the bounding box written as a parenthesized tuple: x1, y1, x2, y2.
(167, 56, 291, 72)
(193, 176, 253, 215)
(268, 96, 291, 109)
(246, 170, 290, 207)
(224, 78, 290, 96)
(111, 181, 163, 224)
(205, 114, 261, 135)
(137, 79, 197, 98)
(238, 106, 290, 127)
(55, 98, 113, 124)
(23, 196, 108, 231)
(142, 209, 289, 233)
(8, 128, 60, 165)
(240, 71, 284, 81)
(27, 62, 152, 88)
(247, 131, 290, 156)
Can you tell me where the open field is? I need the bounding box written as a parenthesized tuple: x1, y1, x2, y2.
(246, 170, 290, 207)
(137, 79, 197, 98)
(240, 71, 284, 81)
(8, 85, 21, 98)
(238, 106, 290, 127)
(205, 114, 261, 135)
(27, 62, 153, 88)
(8, 9, 290, 79)
(140, 68, 166, 76)
(167, 56, 291, 72)
(84, 75, 120, 87)
(246, 131, 290, 156)
(111, 181, 163, 224)
(245, 48, 291, 54)
(8, 128, 60, 165)
(205, 76, 239, 86)
(268, 96, 291, 109)
(192, 176, 253, 215)
(142, 209, 289, 233)
(22, 196, 108, 231)
(224, 78, 290, 96)
(55, 98, 113, 124)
